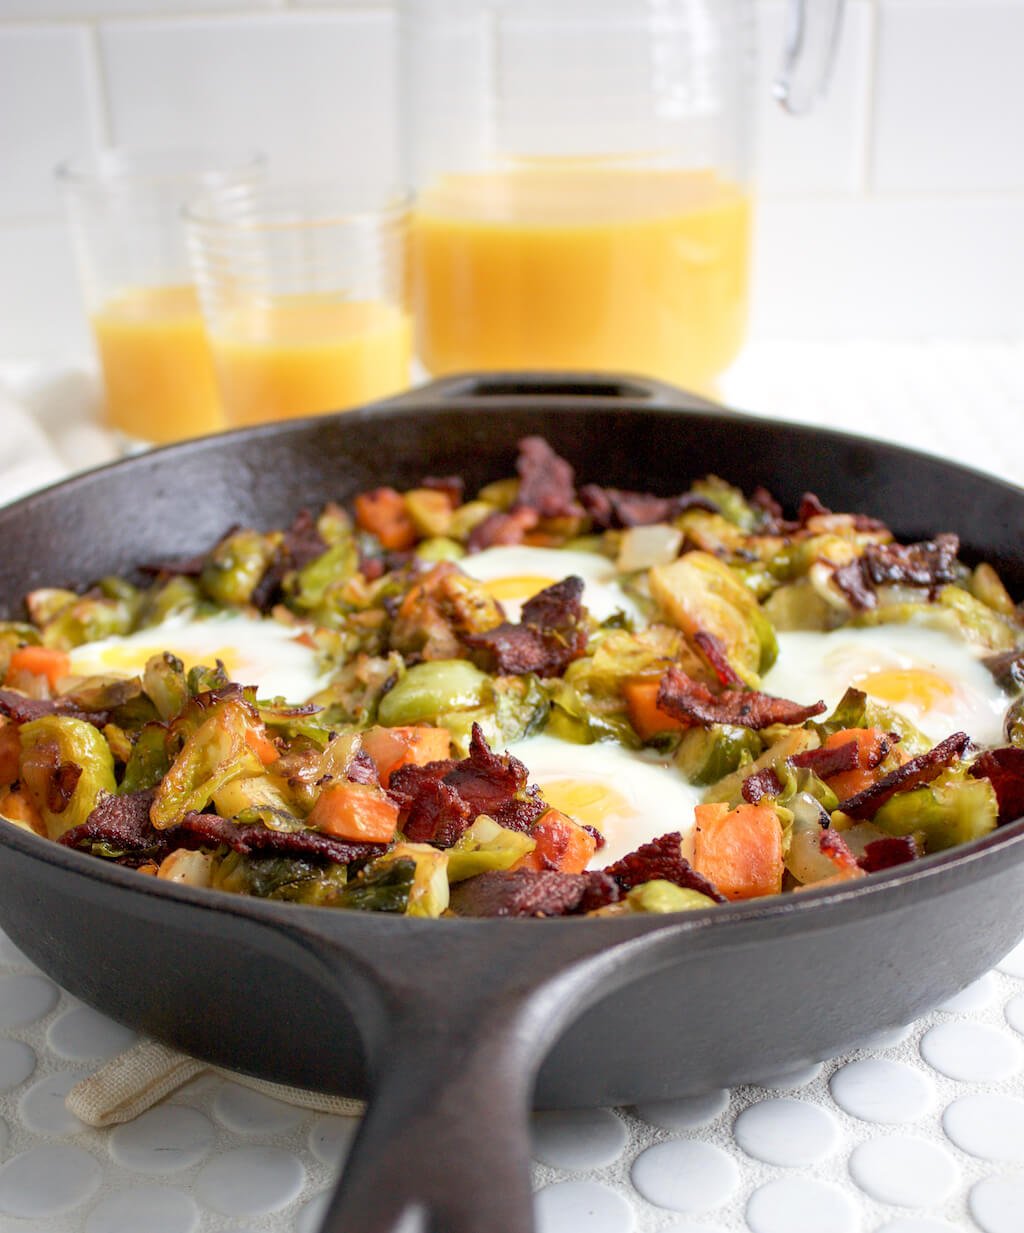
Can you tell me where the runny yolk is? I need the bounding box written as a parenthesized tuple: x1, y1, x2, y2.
(482, 575, 558, 603)
(855, 668, 955, 713)
(88, 643, 243, 680)
(535, 777, 632, 833)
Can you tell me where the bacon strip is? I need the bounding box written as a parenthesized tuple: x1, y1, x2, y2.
(177, 813, 385, 864)
(741, 768, 783, 804)
(0, 690, 110, 729)
(467, 506, 539, 552)
(837, 731, 970, 819)
(863, 533, 959, 589)
(693, 631, 745, 689)
(969, 747, 1024, 825)
(514, 437, 582, 519)
(602, 831, 727, 902)
(460, 576, 587, 677)
(387, 724, 541, 847)
(578, 485, 715, 531)
(656, 667, 826, 731)
(59, 789, 172, 867)
(449, 868, 618, 917)
(832, 560, 878, 612)
(791, 740, 860, 779)
(858, 835, 922, 873)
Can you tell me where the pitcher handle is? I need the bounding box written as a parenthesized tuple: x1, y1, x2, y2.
(775, 0, 846, 115)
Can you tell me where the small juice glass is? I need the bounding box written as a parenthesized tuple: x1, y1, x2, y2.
(57, 148, 264, 445)
(185, 184, 411, 426)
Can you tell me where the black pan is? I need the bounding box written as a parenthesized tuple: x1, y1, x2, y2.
(2, 373, 1024, 1233)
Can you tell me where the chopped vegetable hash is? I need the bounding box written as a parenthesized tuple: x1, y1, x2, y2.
(2, 436, 1024, 918)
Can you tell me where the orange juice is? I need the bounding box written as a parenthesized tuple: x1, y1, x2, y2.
(91, 285, 224, 443)
(412, 166, 751, 392)
(210, 297, 412, 426)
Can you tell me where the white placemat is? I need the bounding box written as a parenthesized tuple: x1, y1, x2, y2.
(0, 343, 1023, 1233)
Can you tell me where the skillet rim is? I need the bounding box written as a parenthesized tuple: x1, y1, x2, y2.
(3, 392, 1024, 940)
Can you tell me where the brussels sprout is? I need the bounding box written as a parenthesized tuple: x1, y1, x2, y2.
(200, 529, 278, 607)
(625, 880, 718, 913)
(674, 510, 749, 556)
(338, 856, 416, 912)
(0, 624, 41, 677)
(674, 725, 763, 786)
(785, 795, 843, 885)
(811, 687, 931, 757)
(544, 680, 640, 747)
(448, 500, 495, 541)
(447, 815, 537, 882)
(378, 659, 489, 727)
(377, 843, 449, 917)
(648, 552, 777, 685)
(212, 851, 349, 905)
(213, 774, 302, 827)
(18, 716, 117, 839)
(477, 478, 518, 510)
(415, 537, 466, 564)
(871, 772, 998, 852)
(135, 576, 202, 629)
(937, 586, 1020, 651)
(690, 476, 760, 530)
(143, 653, 189, 722)
(309, 651, 404, 729)
(288, 540, 359, 613)
(1005, 697, 1024, 749)
(762, 580, 839, 632)
(701, 728, 816, 807)
(150, 699, 265, 829)
(25, 588, 78, 627)
(42, 594, 135, 649)
(121, 722, 172, 794)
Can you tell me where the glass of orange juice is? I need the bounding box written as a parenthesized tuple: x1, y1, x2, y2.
(57, 148, 264, 445)
(184, 184, 411, 427)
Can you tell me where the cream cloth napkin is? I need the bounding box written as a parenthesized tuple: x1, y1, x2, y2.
(66, 1039, 366, 1128)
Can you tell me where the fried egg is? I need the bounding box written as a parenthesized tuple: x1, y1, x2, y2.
(459, 545, 643, 625)
(507, 733, 703, 867)
(761, 623, 1007, 747)
(67, 613, 331, 702)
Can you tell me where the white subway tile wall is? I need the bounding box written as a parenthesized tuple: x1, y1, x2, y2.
(0, 0, 1022, 361)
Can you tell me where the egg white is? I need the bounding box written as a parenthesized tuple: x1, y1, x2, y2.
(507, 733, 702, 867)
(67, 613, 331, 703)
(761, 623, 1007, 747)
(459, 545, 643, 625)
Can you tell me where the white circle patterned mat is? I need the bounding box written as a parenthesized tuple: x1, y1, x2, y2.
(1, 926, 1024, 1232)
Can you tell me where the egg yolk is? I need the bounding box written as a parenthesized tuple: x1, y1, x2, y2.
(535, 777, 632, 834)
(855, 668, 955, 712)
(481, 575, 558, 604)
(89, 642, 243, 680)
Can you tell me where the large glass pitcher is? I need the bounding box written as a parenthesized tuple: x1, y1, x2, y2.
(401, 0, 844, 392)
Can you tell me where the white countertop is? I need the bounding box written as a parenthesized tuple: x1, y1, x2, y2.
(1, 340, 1023, 1233)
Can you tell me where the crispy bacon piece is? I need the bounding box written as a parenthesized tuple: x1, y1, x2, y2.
(656, 667, 826, 731)
(387, 724, 538, 848)
(602, 831, 727, 903)
(791, 740, 861, 779)
(837, 731, 970, 819)
(460, 576, 587, 677)
(819, 827, 859, 871)
(798, 492, 831, 522)
(858, 835, 922, 873)
(742, 768, 783, 804)
(863, 533, 960, 589)
(346, 749, 380, 786)
(0, 690, 110, 729)
(251, 508, 329, 612)
(449, 868, 615, 918)
(467, 507, 539, 552)
(578, 485, 715, 530)
(59, 789, 173, 867)
(969, 747, 1024, 825)
(832, 560, 878, 612)
(692, 630, 746, 689)
(177, 812, 385, 864)
(514, 436, 582, 519)
(750, 486, 784, 525)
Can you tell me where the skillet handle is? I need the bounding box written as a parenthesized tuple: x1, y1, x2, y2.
(317, 995, 539, 1233)
(368, 370, 722, 413)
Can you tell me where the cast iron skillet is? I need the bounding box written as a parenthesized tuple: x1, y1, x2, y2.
(2, 373, 1024, 1233)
